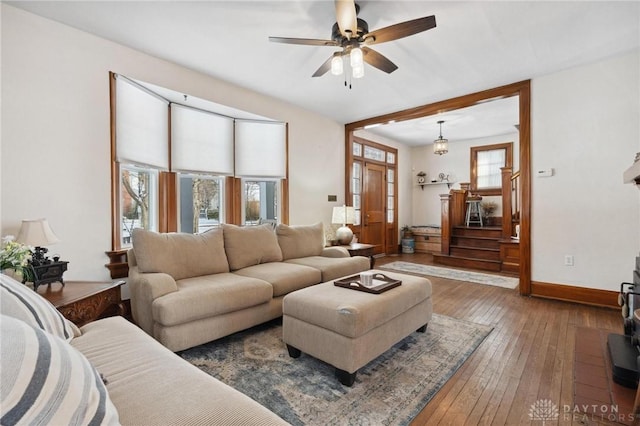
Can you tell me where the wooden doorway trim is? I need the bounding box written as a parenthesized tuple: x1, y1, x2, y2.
(345, 80, 532, 295)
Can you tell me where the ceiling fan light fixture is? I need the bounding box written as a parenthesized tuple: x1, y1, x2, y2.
(433, 120, 449, 155)
(350, 47, 363, 68)
(352, 64, 365, 79)
(331, 54, 344, 75)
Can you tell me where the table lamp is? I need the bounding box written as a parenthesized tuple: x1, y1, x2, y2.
(332, 205, 355, 245)
(16, 218, 60, 264)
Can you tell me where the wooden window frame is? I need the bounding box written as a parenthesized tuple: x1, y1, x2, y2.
(470, 142, 513, 196)
(109, 73, 290, 255)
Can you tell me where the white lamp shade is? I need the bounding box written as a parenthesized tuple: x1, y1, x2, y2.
(350, 47, 363, 68)
(331, 206, 356, 225)
(16, 219, 59, 247)
(352, 64, 365, 79)
(434, 138, 449, 155)
(331, 55, 343, 76)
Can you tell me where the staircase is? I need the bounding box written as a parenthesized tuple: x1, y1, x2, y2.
(433, 226, 502, 272)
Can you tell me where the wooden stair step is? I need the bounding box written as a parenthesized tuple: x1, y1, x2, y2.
(433, 253, 502, 272)
(451, 236, 501, 249)
(452, 226, 502, 239)
(450, 245, 501, 261)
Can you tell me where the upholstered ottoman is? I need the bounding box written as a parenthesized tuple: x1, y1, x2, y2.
(282, 270, 432, 386)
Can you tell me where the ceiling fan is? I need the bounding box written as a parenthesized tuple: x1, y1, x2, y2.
(269, 0, 436, 79)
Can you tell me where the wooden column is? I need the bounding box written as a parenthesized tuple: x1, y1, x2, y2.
(439, 194, 451, 255)
(501, 167, 513, 239)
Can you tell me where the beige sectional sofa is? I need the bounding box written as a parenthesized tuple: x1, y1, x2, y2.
(128, 223, 370, 351)
(1, 274, 288, 426)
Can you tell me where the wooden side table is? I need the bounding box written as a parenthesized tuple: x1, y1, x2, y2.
(343, 243, 376, 269)
(38, 280, 126, 327)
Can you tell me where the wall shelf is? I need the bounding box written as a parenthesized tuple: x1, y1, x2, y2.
(419, 181, 454, 190)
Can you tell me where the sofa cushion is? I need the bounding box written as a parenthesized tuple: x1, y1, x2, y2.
(0, 274, 80, 342)
(276, 222, 325, 260)
(223, 224, 283, 271)
(132, 228, 229, 281)
(72, 317, 287, 425)
(286, 255, 371, 282)
(1, 315, 120, 425)
(152, 273, 273, 327)
(233, 262, 321, 297)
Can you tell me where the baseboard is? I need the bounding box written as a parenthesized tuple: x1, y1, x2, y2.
(530, 281, 618, 309)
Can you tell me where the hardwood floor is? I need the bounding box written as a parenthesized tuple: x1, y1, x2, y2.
(375, 253, 625, 425)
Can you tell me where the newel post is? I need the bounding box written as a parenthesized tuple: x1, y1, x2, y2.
(501, 167, 513, 239)
(439, 194, 451, 255)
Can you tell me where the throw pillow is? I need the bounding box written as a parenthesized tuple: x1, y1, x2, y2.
(132, 228, 229, 281)
(0, 274, 80, 342)
(0, 315, 120, 425)
(222, 224, 283, 270)
(276, 222, 324, 260)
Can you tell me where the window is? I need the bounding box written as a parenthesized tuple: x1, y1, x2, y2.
(470, 142, 513, 196)
(352, 162, 362, 226)
(110, 73, 288, 251)
(179, 175, 224, 234)
(243, 180, 279, 226)
(120, 165, 158, 246)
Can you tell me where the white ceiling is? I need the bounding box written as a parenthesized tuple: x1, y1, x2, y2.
(8, 1, 640, 146)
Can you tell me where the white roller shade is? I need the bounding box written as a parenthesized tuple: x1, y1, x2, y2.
(115, 76, 169, 169)
(171, 104, 234, 175)
(235, 120, 286, 178)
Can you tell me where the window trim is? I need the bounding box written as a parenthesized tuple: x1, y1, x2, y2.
(470, 142, 513, 196)
(109, 72, 290, 251)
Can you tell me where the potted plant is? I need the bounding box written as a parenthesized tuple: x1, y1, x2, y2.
(480, 201, 498, 224)
(401, 225, 413, 239)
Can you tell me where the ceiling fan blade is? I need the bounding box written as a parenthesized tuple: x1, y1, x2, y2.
(312, 55, 334, 77)
(363, 15, 436, 45)
(362, 47, 398, 74)
(269, 36, 338, 47)
(335, 0, 357, 38)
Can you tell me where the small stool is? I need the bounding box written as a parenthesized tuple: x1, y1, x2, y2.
(465, 198, 483, 227)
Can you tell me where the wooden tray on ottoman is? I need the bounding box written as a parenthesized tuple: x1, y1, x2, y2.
(334, 273, 401, 294)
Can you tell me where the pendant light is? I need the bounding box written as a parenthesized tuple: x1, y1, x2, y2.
(433, 120, 449, 155)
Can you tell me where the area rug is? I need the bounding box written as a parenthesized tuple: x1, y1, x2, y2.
(380, 261, 519, 289)
(179, 314, 492, 426)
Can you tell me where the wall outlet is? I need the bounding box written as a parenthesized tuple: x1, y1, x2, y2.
(564, 255, 574, 266)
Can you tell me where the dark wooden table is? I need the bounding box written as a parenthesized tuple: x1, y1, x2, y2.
(38, 280, 126, 327)
(342, 243, 376, 269)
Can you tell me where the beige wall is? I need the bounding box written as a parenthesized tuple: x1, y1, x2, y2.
(531, 50, 640, 291)
(2, 4, 639, 294)
(0, 5, 344, 283)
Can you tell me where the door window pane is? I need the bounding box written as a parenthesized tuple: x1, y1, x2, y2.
(386, 152, 395, 164)
(178, 175, 223, 234)
(364, 146, 385, 161)
(353, 142, 362, 157)
(120, 165, 158, 246)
